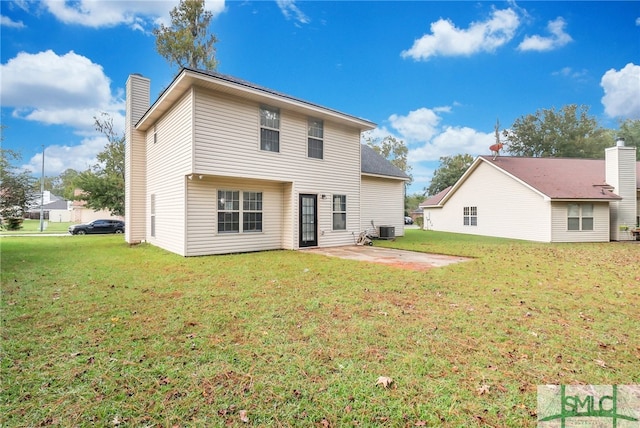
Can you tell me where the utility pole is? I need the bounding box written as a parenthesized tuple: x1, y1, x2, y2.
(39, 145, 45, 232)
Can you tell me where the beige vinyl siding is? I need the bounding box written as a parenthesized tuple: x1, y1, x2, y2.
(550, 202, 610, 242)
(192, 87, 361, 250)
(605, 146, 637, 240)
(125, 75, 150, 243)
(185, 177, 284, 256)
(146, 89, 194, 256)
(429, 161, 552, 241)
(361, 176, 405, 237)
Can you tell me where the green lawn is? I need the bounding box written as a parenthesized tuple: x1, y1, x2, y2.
(1, 219, 74, 234)
(1, 231, 638, 426)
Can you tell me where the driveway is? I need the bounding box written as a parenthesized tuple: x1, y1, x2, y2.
(302, 245, 470, 271)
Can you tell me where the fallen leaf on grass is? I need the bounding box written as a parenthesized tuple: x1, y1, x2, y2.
(594, 359, 607, 368)
(477, 384, 490, 395)
(239, 409, 249, 423)
(376, 376, 393, 388)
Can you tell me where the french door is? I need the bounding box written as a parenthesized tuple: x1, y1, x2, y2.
(299, 194, 317, 247)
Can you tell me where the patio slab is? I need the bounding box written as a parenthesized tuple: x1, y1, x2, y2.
(302, 245, 471, 271)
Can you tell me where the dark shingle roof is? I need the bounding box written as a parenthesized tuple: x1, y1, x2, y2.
(361, 144, 410, 180)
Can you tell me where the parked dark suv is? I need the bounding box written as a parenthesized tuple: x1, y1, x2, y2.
(68, 219, 125, 235)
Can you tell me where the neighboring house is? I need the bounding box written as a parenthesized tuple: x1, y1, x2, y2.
(26, 198, 72, 221)
(70, 189, 123, 224)
(420, 141, 639, 242)
(125, 68, 408, 256)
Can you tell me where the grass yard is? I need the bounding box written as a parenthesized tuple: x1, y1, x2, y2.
(1, 230, 638, 426)
(1, 219, 74, 235)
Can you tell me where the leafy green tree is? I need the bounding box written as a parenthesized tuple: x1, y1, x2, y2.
(51, 169, 81, 200)
(503, 104, 609, 158)
(617, 119, 640, 160)
(425, 154, 474, 196)
(405, 192, 425, 215)
(74, 114, 125, 216)
(153, 0, 218, 70)
(1, 147, 36, 229)
(364, 134, 413, 183)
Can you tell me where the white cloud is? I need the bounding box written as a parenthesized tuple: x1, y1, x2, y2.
(636, 17, 640, 26)
(276, 0, 309, 24)
(401, 7, 520, 61)
(2, 50, 125, 175)
(1, 50, 124, 133)
(518, 17, 572, 52)
(601, 63, 640, 119)
(1, 14, 25, 28)
(22, 136, 109, 176)
(39, 0, 224, 30)
(388, 107, 443, 142)
(369, 105, 495, 193)
(410, 126, 494, 162)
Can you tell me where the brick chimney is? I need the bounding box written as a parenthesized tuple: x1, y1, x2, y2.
(605, 138, 637, 240)
(125, 74, 150, 244)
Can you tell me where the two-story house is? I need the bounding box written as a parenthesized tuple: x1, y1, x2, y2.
(125, 68, 408, 256)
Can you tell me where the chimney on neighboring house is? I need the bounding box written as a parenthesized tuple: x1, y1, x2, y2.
(605, 137, 637, 241)
(125, 74, 150, 244)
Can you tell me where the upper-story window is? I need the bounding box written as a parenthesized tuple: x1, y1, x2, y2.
(260, 105, 280, 152)
(308, 118, 324, 159)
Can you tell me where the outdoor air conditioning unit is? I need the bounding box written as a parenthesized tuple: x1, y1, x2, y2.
(379, 226, 395, 240)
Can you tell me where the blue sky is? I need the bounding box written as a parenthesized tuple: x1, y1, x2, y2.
(1, 1, 639, 195)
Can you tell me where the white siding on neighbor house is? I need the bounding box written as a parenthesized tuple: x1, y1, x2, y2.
(550, 202, 610, 242)
(145, 89, 194, 256)
(185, 176, 284, 256)
(191, 87, 362, 251)
(125, 75, 150, 243)
(361, 176, 405, 237)
(425, 161, 552, 242)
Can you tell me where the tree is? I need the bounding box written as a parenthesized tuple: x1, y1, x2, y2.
(364, 134, 413, 183)
(425, 154, 474, 196)
(503, 104, 609, 158)
(74, 114, 125, 216)
(617, 119, 640, 160)
(0, 147, 36, 229)
(51, 169, 81, 200)
(153, 0, 218, 70)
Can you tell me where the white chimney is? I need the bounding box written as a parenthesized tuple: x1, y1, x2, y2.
(605, 139, 637, 241)
(125, 74, 150, 244)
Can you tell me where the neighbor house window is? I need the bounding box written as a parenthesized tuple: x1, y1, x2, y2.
(308, 118, 323, 159)
(463, 206, 477, 226)
(150, 194, 156, 237)
(332, 194, 346, 230)
(218, 190, 263, 233)
(243, 192, 263, 232)
(260, 105, 280, 152)
(567, 203, 593, 231)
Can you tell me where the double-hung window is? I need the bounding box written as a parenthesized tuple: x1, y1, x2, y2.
(463, 206, 477, 226)
(218, 190, 263, 233)
(567, 203, 593, 231)
(243, 192, 263, 232)
(308, 118, 323, 159)
(260, 105, 280, 152)
(332, 195, 346, 230)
